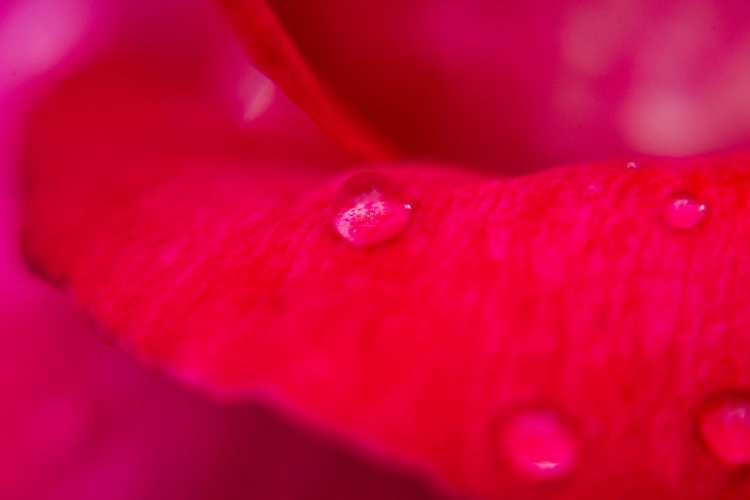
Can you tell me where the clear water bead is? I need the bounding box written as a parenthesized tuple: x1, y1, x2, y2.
(699, 393, 750, 465)
(331, 172, 412, 247)
(500, 410, 579, 481)
(663, 191, 706, 229)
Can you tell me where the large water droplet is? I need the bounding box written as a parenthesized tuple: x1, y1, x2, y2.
(663, 191, 706, 229)
(500, 410, 579, 481)
(331, 172, 412, 247)
(699, 393, 750, 465)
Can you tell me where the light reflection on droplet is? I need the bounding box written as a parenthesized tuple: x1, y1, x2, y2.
(662, 191, 706, 229)
(500, 410, 579, 481)
(331, 172, 412, 247)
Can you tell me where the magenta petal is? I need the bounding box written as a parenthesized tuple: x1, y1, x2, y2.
(21, 23, 750, 500)
(236, 0, 750, 171)
(217, 0, 393, 160)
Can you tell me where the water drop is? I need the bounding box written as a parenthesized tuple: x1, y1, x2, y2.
(331, 172, 412, 247)
(625, 160, 638, 169)
(662, 191, 706, 229)
(699, 392, 750, 465)
(500, 410, 579, 481)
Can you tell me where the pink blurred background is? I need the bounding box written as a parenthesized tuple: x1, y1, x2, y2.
(5, 0, 750, 497)
(0, 0, 447, 498)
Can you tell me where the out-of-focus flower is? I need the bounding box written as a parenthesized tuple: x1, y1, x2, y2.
(9, 0, 750, 499)
(234, 0, 750, 169)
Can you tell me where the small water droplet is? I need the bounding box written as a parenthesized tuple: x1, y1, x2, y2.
(663, 191, 706, 229)
(699, 393, 750, 465)
(500, 410, 579, 481)
(331, 172, 412, 247)
(625, 160, 638, 169)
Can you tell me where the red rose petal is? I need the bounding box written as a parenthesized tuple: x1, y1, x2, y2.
(216, 0, 393, 160)
(221, 0, 750, 171)
(23, 50, 750, 500)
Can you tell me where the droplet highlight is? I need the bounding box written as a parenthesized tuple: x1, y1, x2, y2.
(331, 172, 412, 247)
(663, 191, 706, 229)
(699, 393, 750, 465)
(625, 160, 638, 169)
(500, 410, 579, 481)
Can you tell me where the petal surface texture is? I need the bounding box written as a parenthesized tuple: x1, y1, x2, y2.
(22, 28, 750, 500)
